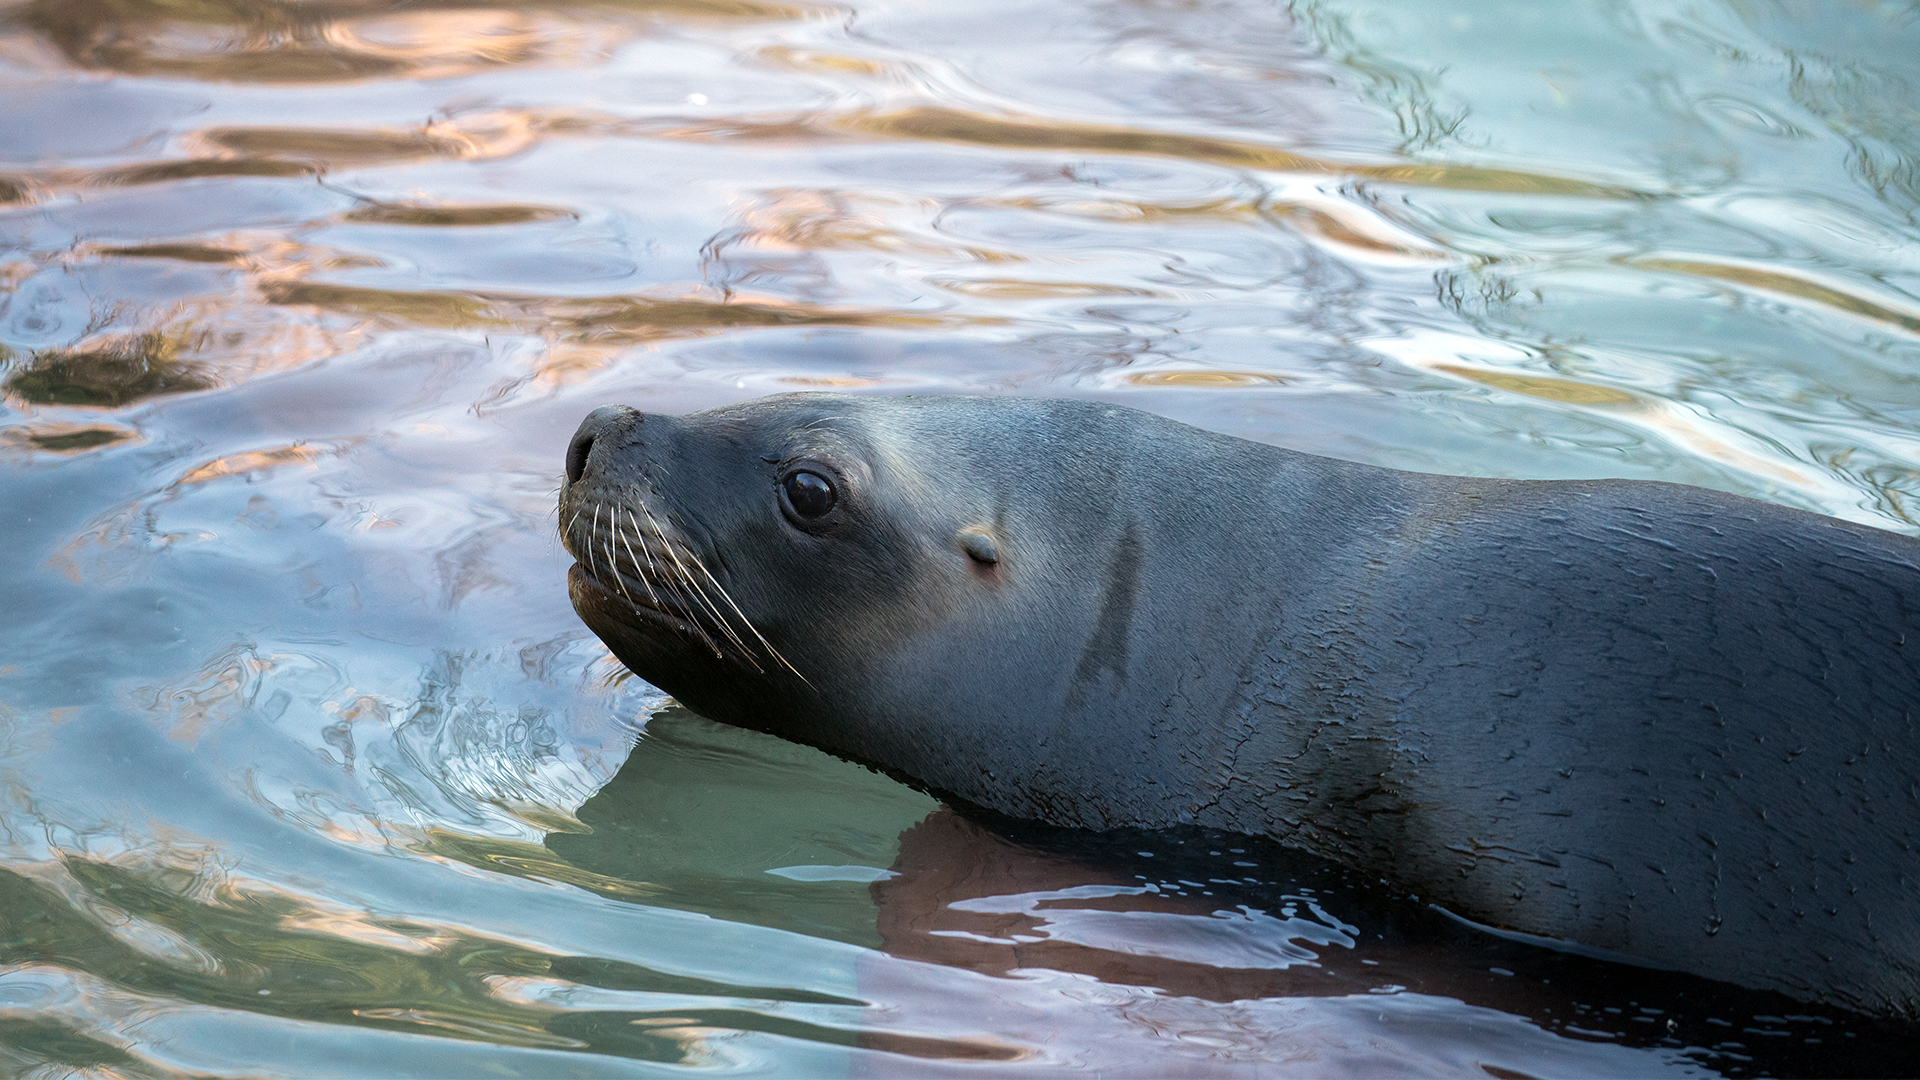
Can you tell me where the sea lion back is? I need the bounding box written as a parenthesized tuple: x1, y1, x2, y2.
(1272, 477, 1920, 1015)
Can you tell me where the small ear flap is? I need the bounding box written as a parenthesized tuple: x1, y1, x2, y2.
(959, 528, 1000, 566)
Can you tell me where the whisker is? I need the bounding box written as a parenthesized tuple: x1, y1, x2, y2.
(641, 503, 759, 665)
(588, 504, 602, 579)
(621, 512, 698, 655)
(673, 553, 763, 672)
(663, 569, 727, 659)
(602, 512, 635, 604)
(578, 489, 798, 681)
(674, 550, 759, 664)
(634, 504, 730, 660)
(619, 512, 665, 610)
(689, 556, 811, 686)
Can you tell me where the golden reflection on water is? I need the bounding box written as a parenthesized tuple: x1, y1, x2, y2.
(936, 277, 1160, 299)
(732, 188, 1023, 264)
(777, 374, 886, 386)
(173, 443, 341, 488)
(1277, 202, 1451, 265)
(1423, 359, 1815, 488)
(1635, 256, 1920, 337)
(96, 157, 317, 186)
(341, 202, 576, 228)
(4, 332, 214, 408)
(112, 264, 988, 345)
(839, 106, 1642, 198)
(95, 242, 247, 264)
(753, 43, 889, 77)
(195, 110, 548, 165)
(1431, 363, 1639, 408)
(10, 0, 827, 83)
(1125, 369, 1285, 387)
(0, 420, 140, 455)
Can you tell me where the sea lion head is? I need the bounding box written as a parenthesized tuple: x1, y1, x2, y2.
(559, 393, 1128, 766)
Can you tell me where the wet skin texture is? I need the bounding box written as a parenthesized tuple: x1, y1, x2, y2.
(559, 393, 1920, 1019)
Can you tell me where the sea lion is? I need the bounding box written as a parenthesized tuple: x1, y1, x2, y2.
(558, 392, 1920, 1018)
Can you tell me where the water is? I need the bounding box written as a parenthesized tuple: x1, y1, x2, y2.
(2, 0, 1918, 1074)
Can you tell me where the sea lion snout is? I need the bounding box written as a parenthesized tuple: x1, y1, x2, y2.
(565, 404, 643, 487)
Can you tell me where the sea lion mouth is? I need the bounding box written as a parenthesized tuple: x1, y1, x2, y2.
(560, 491, 803, 680)
(567, 560, 707, 641)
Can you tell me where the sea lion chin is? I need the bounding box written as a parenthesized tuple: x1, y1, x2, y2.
(558, 391, 1920, 1020)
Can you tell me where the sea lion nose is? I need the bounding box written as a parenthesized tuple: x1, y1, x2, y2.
(566, 404, 640, 486)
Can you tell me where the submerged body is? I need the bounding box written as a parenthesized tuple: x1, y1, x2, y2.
(559, 393, 1920, 1018)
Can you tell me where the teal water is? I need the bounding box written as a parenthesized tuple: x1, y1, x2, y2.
(2, 0, 1917, 1075)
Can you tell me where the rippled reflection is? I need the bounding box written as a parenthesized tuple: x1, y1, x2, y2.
(5, 331, 214, 407)
(4, 0, 1920, 1074)
(10, 0, 827, 83)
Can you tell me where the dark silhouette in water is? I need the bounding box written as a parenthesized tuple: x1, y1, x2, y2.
(873, 808, 1920, 1079)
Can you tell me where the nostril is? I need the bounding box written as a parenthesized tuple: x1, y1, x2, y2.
(566, 430, 594, 487)
(565, 404, 640, 487)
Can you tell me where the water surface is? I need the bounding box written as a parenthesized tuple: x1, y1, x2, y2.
(3, 0, 1919, 1075)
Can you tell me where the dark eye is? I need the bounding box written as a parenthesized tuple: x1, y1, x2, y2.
(783, 470, 836, 519)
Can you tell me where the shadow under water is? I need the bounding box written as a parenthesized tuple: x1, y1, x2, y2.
(873, 807, 1920, 1079)
(547, 710, 1920, 1078)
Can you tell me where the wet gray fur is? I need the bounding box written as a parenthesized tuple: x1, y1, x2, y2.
(559, 393, 1920, 1018)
